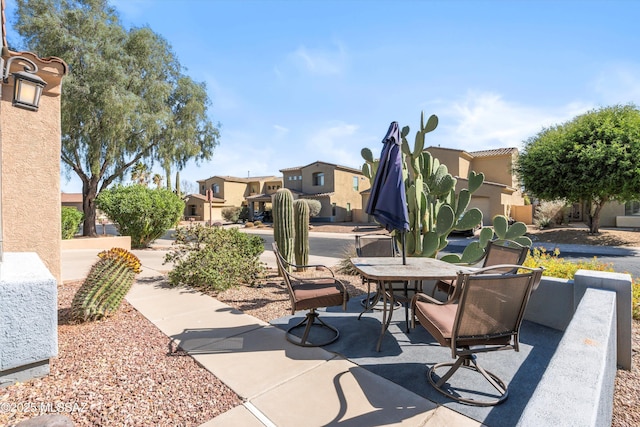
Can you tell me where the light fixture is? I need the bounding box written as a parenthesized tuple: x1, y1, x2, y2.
(1, 56, 47, 111)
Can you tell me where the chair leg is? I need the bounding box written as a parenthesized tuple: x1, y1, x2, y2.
(428, 354, 509, 406)
(286, 309, 340, 347)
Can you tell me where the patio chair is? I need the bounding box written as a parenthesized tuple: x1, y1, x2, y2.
(355, 234, 418, 332)
(412, 265, 543, 406)
(432, 240, 530, 300)
(355, 234, 395, 312)
(272, 242, 349, 347)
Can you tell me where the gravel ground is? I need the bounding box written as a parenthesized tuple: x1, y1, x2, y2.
(0, 281, 242, 427)
(2, 224, 638, 426)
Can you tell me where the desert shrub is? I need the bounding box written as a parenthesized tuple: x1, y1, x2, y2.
(212, 221, 223, 228)
(61, 206, 83, 239)
(523, 247, 615, 279)
(238, 206, 250, 222)
(96, 185, 184, 248)
(253, 220, 263, 227)
(71, 248, 141, 322)
(534, 200, 567, 229)
(222, 207, 241, 223)
(165, 224, 265, 292)
(245, 222, 254, 228)
(336, 246, 359, 276)
(525, 248, 640, 320)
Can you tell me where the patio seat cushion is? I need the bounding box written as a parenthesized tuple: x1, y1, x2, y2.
(293, 280, 346, 311)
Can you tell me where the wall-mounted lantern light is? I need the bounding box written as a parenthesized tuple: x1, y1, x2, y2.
(1, 56, 47, 111)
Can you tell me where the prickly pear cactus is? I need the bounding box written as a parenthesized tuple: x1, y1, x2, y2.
(71, 248, 142, 322)
(273, 188, 295, 270)
(362, 112, 486, 258)
(293, 199, 310, 269)
(440, 215, 533, 264)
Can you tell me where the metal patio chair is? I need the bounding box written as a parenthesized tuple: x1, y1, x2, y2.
(412, 265, 543, 406)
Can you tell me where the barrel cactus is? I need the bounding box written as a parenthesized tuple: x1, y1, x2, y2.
(272, 188, 295, 270)
(293, 199, 310, 268)
(71, 248, 142, 322)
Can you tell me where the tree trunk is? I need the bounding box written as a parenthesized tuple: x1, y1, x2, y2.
(588, 201, 605, 234)
(82, 179, 99, 237)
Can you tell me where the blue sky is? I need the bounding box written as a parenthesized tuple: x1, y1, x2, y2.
(8, 0, 640, 193)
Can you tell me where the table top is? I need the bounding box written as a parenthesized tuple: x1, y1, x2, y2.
(350, 256, 473, 281)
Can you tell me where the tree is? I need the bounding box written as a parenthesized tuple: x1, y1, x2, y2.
(14, 0, 219, 236)
(515, 104, 640, 233)
(131, 162, 150, 186)
(96, 185, 184, 248)
(152, 173, 163, 189)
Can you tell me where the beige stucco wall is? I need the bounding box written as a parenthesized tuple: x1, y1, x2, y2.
(472, 154, 519, 189)
(0, 53, 66, 283)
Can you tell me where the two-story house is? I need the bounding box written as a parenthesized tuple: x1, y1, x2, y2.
(280, 161, 370, 222)
(425, 146, 531, 225)
(184, 175, 282, 222)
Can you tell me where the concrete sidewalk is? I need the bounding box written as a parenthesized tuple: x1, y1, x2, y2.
(62, 249, 480, 426)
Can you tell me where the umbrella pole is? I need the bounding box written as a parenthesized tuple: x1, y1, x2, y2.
(402, 231, 406, 265)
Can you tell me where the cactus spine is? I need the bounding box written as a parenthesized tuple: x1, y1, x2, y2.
(71, 248, 142, 322)
(273, 188, 295, 270)
(293, 199, 310, 269)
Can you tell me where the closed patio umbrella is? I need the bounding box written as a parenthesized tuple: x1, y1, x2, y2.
(366, 121, 410, 264)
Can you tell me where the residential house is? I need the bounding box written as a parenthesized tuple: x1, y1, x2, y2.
(281, 161, 370, 222)
(422, 147, 530, 225)
(61, 192, 83, 212)
(191, 175, 282, 221)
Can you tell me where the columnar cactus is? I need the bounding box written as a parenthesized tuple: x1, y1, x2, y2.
(71, 248, 142, 322)
(362, 111, 485, 258)
(293, 199, 310, 268)
(273, 188, 295, 270)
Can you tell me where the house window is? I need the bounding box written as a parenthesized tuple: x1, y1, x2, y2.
(212, 184, 220, 194)
(625, 200, 640, 216)
(298, 175, 302, 180)
(353, 176, 359, 191)
(189, 205, 196, 216)
(332, 202, 337, 216)
(313, 172, 324, 186)
(288, 176, 292, 181)
(346, 203, 351, 213)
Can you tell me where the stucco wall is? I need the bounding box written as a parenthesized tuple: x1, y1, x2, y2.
(1, 56, 65, 283)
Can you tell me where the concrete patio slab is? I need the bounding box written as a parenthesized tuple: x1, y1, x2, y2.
(250, 357, 438, 427)
(198, 405, 265, 427)
(192, 326, 336, 399)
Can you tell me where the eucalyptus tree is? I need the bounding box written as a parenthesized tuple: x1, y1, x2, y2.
(515, 104, 640, 233)
(14, 0, 219, 235)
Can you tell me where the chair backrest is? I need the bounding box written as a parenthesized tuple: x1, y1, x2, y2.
(355, 234, 395, 257)
(272, 242, 297, 308)
(481, 240, 530, 272)
(452, 265, 543, 353)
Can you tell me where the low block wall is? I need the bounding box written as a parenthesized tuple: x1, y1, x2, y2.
(0, 253, 57, 387)
(61, 235, 131, 251)
(517, 288, 617, 427)
(616, 216, 640, 228)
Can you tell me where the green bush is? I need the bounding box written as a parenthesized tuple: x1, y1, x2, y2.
(96, 184, 184, 248)
(524, 247, 640, 320)
(165, 224, 265, 292)
(222, 207, 241, 223)
(304, 199, 322, 217)
(61, 207, 83, 239)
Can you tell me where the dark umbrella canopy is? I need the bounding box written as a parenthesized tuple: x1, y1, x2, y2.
(366, 121, 410, 262)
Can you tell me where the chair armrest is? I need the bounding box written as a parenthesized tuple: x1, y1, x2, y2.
(412, 292, 448, 306)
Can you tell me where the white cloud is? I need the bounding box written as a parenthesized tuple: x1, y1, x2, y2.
(273, 125, 290, 138)
(430, 91, 593, 151)
(287, 41, 348, 76)
(304, 122, 371, 168)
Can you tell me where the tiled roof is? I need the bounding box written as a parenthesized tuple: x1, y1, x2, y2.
(187, 193, 226, 203)
(469, 147, 518, 157)
(197, 175, 281, 183)
(280, 161, 363, 175)
(299, 192, 335, 198)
